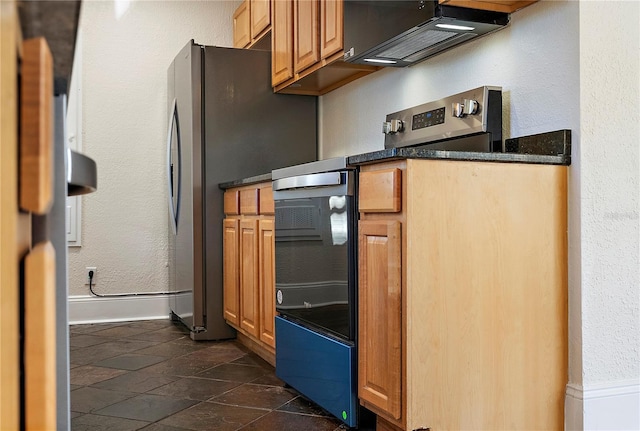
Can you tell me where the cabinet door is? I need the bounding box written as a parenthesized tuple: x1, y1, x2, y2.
(293, 0, 319, 74)
(240, 219, 260, 338)
(250, 0, 271, 40)
(358, 220, 403, 420)
(233, 0, 251, 48)
(272, 0, 293, 85)
(223, 219, 240, 325)
(320, 0, 342, 59)
(259, 219, 276, 348)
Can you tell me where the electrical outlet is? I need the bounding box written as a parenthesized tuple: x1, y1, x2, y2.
(86, 267, 97, 285)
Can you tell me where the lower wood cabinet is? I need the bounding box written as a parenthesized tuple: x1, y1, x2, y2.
(357, 159, 568, 430)
(223, 181, 276, 363)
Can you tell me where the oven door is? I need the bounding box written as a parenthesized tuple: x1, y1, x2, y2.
(273, 171, 356, 341)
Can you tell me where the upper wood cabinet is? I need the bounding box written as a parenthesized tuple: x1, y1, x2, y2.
(233, 1, 250, 48)
(233, 0, 271, 49)
(293, 0, 319, 74)
(272, 0, 294, 84)
(320, 0, 342, 59)
(251, 0, 271, 40)
(439, 0, 538, 13)
(271, 0, 379, 95)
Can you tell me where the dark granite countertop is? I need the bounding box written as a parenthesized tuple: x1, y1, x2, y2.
(219, 172, 272, 190)
(348, 130, 571, 166)
(219, 131, 571, 187)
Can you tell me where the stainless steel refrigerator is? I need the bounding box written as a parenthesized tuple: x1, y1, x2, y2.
(166, 40, 317, 340)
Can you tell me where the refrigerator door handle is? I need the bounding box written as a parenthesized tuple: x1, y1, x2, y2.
(166, 98, 180, 234)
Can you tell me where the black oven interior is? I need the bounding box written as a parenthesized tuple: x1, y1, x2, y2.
(274, 193, 357, 341)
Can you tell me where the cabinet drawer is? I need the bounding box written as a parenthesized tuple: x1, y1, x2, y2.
(359, 168, 402, 213)
(259, 185, 274, 215)
(240, 188, 259, 215)
(224, 190, 240, 215)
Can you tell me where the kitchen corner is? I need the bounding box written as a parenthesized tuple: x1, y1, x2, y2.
(2, 0, 638, 430)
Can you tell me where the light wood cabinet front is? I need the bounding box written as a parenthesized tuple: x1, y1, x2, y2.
(240, 219, 259, 338)
(293, 0, 319, 74)
(1, 3, 22, 426)
(358, 159, 568, 430)
(223, 218, 240, 325)
(358, 220, 403, 420)
(259, 219, 276, 348)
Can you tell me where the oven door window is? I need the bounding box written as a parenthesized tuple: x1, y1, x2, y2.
(274, 195, 355, 341)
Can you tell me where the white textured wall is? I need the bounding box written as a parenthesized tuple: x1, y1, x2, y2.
(68, 0, 240, 295)
(319, 1, 579, 157)
(579, 1, 639, 385)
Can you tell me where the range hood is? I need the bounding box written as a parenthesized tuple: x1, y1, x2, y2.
(343, 1, 509, 67)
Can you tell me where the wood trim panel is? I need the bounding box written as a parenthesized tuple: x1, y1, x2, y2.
(20, 37, 53, 214)
(439, 0, 538, 13)
(376, 416, 404, 431)
(404, 159, 567, 430)
(24, 241, 56, 430)
(258, 219, 276, 348)
(223, 219, 240, 325)
(239, 188, 259, 215)
(358, 220, 403, 420)
(359, 168, 402, 213)
(240, 219, 260, 338)
(224, 190, 240, 215)
(236, 330, 275, 366)
(0, 1, 21, 427)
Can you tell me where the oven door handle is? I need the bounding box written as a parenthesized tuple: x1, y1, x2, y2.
(273, 172, 342, 191)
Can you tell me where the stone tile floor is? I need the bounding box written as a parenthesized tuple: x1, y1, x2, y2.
(70, 319, 375, 431)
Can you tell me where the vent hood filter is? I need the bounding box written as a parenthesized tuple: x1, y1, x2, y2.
(343, 1, 510, 67)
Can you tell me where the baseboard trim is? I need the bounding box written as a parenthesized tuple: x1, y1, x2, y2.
(566, 380, 640, 430)
(69, 294, 170, 325)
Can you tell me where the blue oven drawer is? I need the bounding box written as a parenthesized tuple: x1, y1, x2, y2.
(275, 316, 357, 427)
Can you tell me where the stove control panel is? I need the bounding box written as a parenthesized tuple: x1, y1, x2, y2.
(452, 99, 479, 118)
(383, 86, 502, 150)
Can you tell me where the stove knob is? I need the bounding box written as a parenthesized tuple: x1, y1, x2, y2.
(452, 99, 479, 118)
(464, 99, 479, 115)
(452, 102, 463, 118)
(382, 119, 404, 134)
